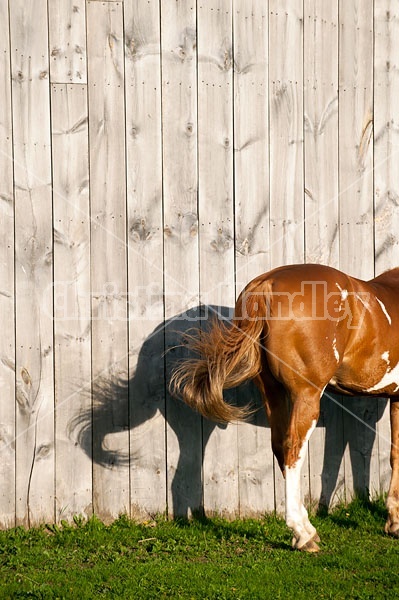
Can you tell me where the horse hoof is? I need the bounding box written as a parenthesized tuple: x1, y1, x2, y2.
(293, 533, 321, 553)
(300, 538, 320, 553)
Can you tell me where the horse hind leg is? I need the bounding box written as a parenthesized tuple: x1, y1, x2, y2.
(386, 400, 399, 537)
(260, 374, 289, 475)
(284, 388, 321, 552)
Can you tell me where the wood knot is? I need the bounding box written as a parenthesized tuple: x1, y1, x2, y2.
(210, 226, 233, 253)
(130, 126, 139, 139)
(126, 37, 138, 59)
(37, 444, 52, 459)
(130, 217, 153, 242)
(21, 367, 32, 386)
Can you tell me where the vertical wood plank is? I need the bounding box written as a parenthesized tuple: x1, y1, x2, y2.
(48, 0, 87, 84)
(374, 3, 399, 274)
(303, 0, 343, 510)
(304, 1, 339, 267)
(339, 0, 374, 279)
(124, 0, 166, 519)
(339, 0, 377, 502)
(374, 1, 399, 497)
(198, 0, 238, 518)
(10, 0, 55, 526)
(161, 0, 202, 518)
(269, 0, 304, 268)
(0, 0, 15, 528)
(234, 0, 270, 289)
(269, 0, 304, 515)
(87, 0, 129, 521)
(233, 0, 273, 516)
(51, 83, 93, 522)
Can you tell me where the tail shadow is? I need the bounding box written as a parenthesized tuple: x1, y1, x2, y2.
(69, 304, 387, 516)
(69, 305, 264, 517)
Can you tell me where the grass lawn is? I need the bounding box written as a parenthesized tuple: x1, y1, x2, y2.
(0, 498, 398, 599)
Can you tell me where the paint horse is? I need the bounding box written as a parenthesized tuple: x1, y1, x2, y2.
(171, 264, 399, 552)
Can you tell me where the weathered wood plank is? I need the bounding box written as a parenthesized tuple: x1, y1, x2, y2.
(234, 0, 269, 291)
(269, 0, 304, 269)
(338, 0, 377, 502)
(269, 0, 304, 515)
(0, 0, 15, 528)
(87, 0, 129, 521)
(124, 0, 166, 519)
(51, 83, 93, 522)
(374, 3, 399, 274)
(303, 0, 343, 510)
(48, 0, 87, 84)
(304, 1, 339, 267)
(10, 0, 55, 526)
(233, 0, 273, 517)
(197, 0, 239, 518)
(161, 0, 202, 518)
(339, 0, 374, 279)
(374, 1, 399, 497)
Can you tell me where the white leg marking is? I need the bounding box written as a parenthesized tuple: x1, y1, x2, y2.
(285, 420, 317, 548)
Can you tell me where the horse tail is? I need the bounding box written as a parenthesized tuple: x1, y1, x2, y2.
(170, 284, 269, 423)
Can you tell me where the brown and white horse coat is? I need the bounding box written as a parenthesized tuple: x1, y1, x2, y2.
(171, 264, 399, 551)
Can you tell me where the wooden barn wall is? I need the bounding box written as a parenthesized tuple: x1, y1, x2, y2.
(0, 0, 398, 527)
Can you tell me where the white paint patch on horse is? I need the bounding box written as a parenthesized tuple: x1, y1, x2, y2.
(335, 283, 348, 301)
(367, 356, 399, 393)
(376, 297, 392, 325)
(285, 419, 317, 548)
(332, 336, 340, 363)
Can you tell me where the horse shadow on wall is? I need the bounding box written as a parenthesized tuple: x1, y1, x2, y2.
(70, 305, 387, 517)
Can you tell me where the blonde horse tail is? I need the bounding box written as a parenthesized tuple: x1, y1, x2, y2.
(170, 287, 269, 423)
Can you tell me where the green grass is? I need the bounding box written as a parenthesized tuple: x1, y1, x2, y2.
(1, 498, 398, 599)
